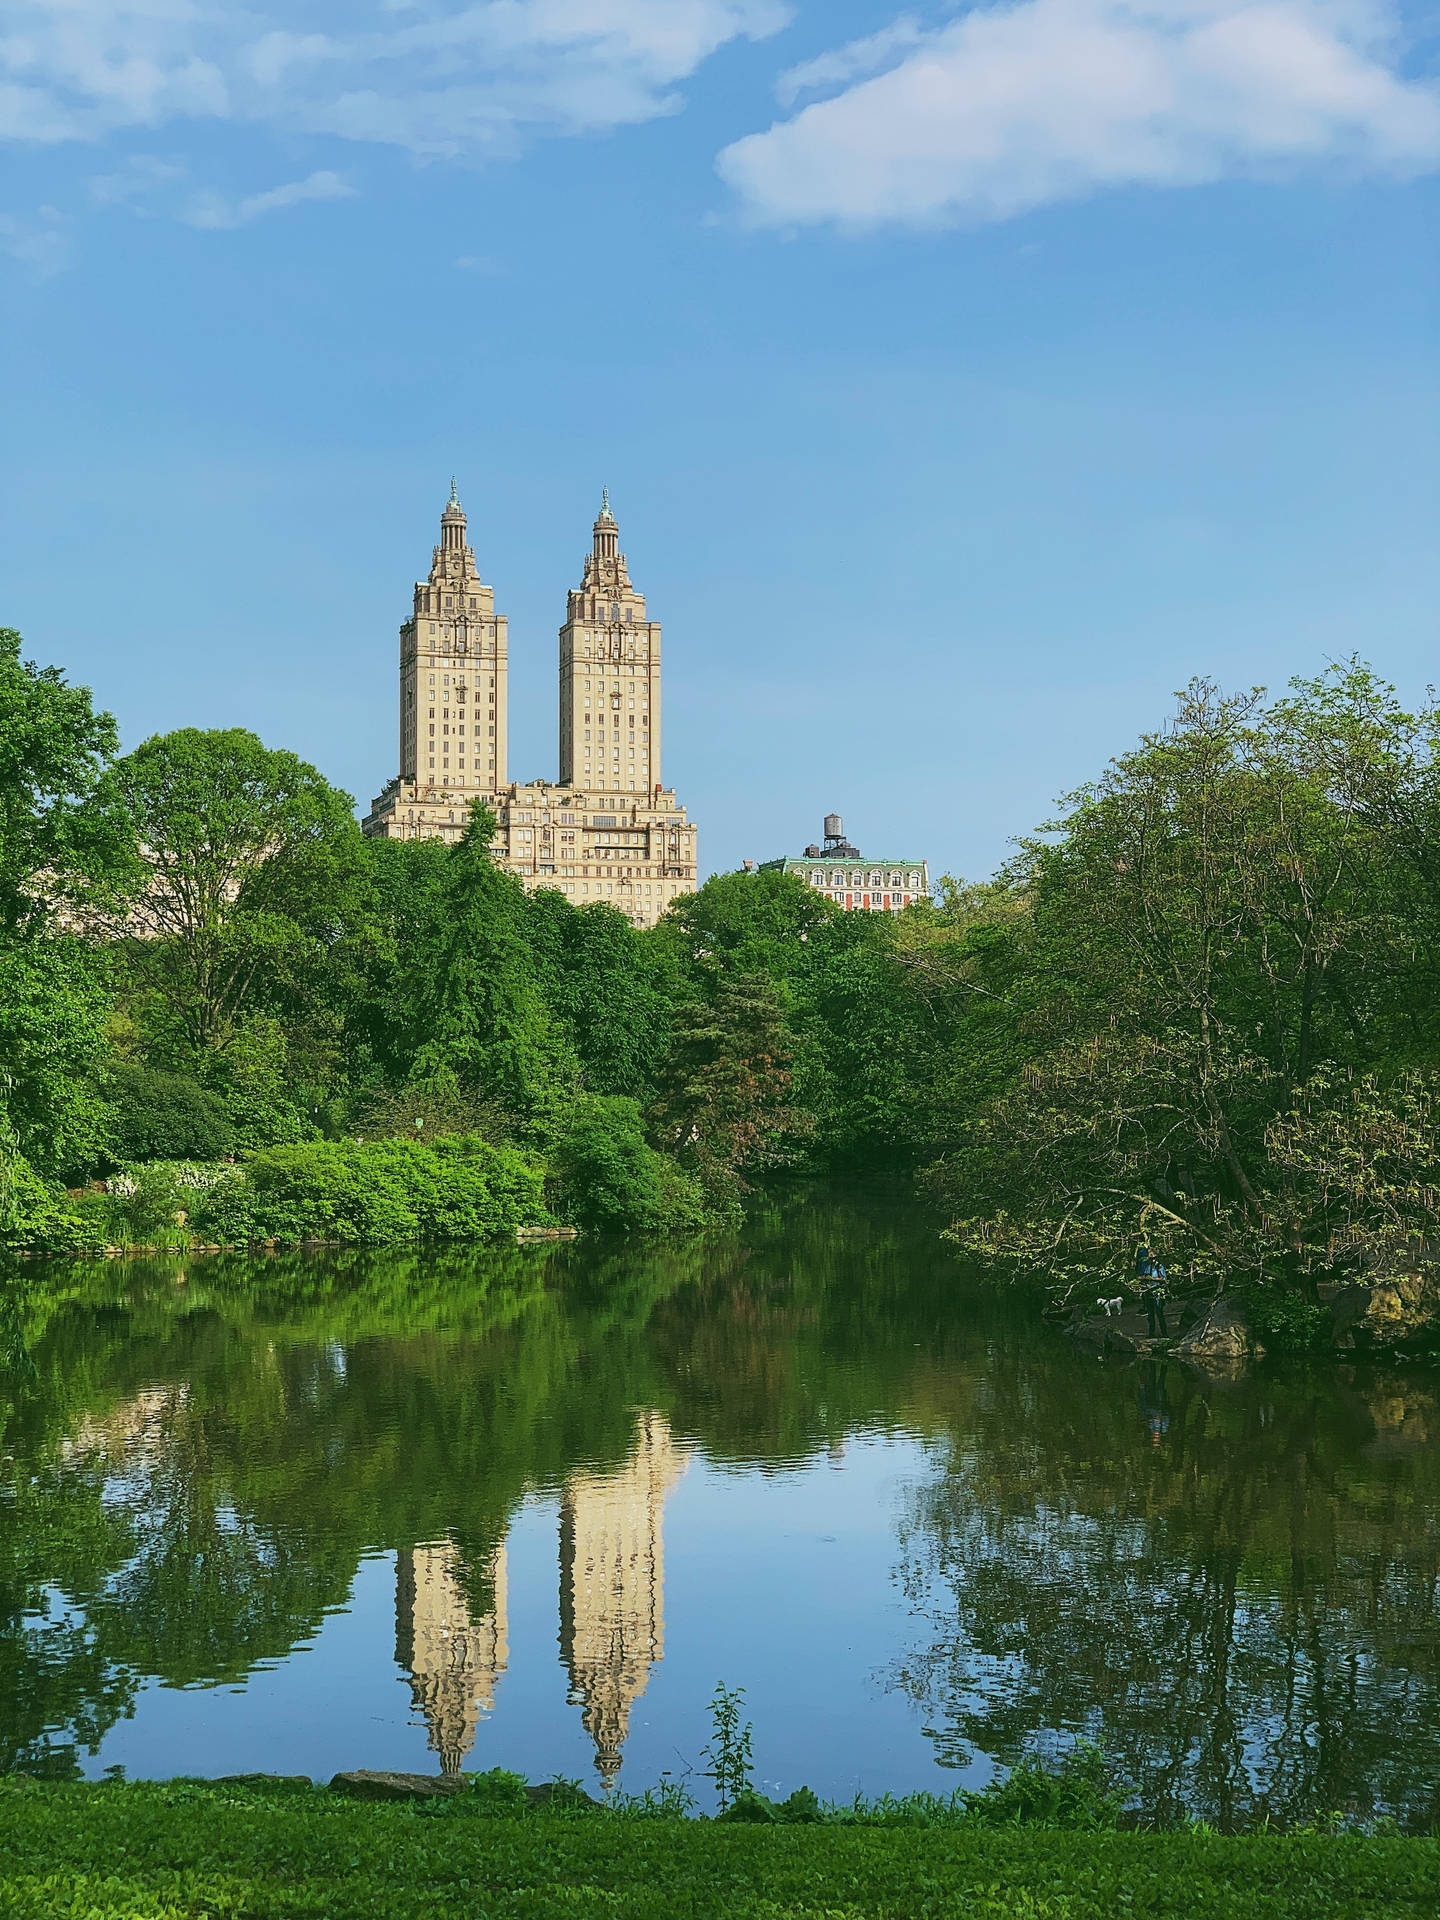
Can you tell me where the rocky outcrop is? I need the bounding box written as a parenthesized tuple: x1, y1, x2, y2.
(329, 1770, 466, 1801)
(1172, 1299, 1261, 1365)
(1326, 1273, 1440, 1353)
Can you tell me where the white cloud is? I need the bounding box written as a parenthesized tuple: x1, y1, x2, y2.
(775, 16, 926, 107)
(0, 203, 68, 275)
(181, 168, 355, 228)
(88, 152, 187, 207)
(718, 0, 1440, 227)
(0, 1, 790, 154)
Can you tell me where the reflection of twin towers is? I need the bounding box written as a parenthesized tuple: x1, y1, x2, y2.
(395, 1414, 686, 1782)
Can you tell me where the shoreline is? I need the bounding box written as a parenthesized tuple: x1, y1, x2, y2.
(2, 1776, 1435, 1920)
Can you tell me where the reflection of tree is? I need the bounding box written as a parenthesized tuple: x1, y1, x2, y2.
(8, 1192, 1440, 1826)
(891, 1349, 1440, 1828)
(0, 1461, 139, 1776)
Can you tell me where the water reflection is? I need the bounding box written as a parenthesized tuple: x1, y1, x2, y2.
(394, 1412, 684, 1781)
(396, 1542, 507, 1776)
(1, 1193, 1438, 1823)
(560, 1413, 685, 1783)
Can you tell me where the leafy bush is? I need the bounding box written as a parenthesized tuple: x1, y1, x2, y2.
(192, 1135, 547, 1246)
(1245, 1290, 1334, 1355)
(552, 1096, 712, 1234)
(0, 1152, 108, 1252)
(106, 1062, 234, 1162)
(959, 1744, 1123, 1830)
(117, 1164, 196, 1247)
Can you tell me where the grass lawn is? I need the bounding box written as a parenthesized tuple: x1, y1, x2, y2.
(1, 1780, 1437, 1918)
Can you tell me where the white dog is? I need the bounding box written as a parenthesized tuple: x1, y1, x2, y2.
(1097, 1296, 1125, 1318)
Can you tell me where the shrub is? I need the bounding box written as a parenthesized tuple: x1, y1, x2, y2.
(0, 1151, 108, 1252)
(106, 1062, 234, 1162)
(1245, 1290, 1334, 1354)
(192, 1135, 547, 1246)
(960, 1744, 1123, 1830)
(553, 1097, 712, 1234)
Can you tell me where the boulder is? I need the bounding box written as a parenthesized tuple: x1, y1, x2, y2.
(1173, 1299, 1259, 1364)
(524, 1781, 601, 1810)
(329, 1770, 466, 1801)
(1329, 1272, 1440, 1351)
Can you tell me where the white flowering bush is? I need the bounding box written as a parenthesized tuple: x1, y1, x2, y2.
(108, 1160, 238, 1198)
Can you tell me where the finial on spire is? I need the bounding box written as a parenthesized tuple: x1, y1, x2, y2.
(448, 475, 461, 509)
(601, 486, 609, 513)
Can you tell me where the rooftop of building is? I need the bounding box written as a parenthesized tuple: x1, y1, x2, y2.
(760, 853, 928, 870)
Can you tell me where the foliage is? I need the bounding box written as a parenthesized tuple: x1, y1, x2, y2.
(0, 1780, 1436, 1918)
(551, 1096, 712, 1234)
(101, 726, 368, 1055)
(933, 668, 1440, 1299)
(700, 1682, 755, 1813)
(104, 1062, 235, 1163)
(649, 975, 813, 1201)
(0, 627, 131, 938)
(525, 890, 675, 1098)
(191, 1135, 548, 1245)
(957, 1744, 1123, 1830)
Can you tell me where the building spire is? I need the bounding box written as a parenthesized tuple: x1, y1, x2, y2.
(593, 488, 619, 564)
(440, 476, 467, 553)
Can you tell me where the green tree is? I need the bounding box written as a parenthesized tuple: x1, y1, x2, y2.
(105, 1062, 235, 1162)
(408, 806, 576, 1116)
(102, 728, 368, 1056)
(0, 627, 132, 936)
(0, 630, 134, 1175)
(525, 888, 674, 1097)
(648, 973, 812, 1199)
(932, 672, 1440, 1293)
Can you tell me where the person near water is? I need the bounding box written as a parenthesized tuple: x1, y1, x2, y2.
(1135, 1243, 1168, 1337)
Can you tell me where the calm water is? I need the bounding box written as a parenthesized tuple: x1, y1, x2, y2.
(3, 1190, 1439, 1825)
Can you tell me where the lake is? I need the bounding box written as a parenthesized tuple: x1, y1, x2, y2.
(4, 1188, 1439, 1826)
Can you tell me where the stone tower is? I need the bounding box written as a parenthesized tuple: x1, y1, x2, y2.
(558, 490, 662, 794)
(559, 1413, 688, 1784)
(364, 485, 699, 928)
(396, 481, 508, 794)
(395, 1541, 509, 1775)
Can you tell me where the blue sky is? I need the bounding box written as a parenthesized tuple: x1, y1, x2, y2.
(2, 1, 1437, 880)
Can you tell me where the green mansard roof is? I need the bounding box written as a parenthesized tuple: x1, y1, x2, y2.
(759, 855, 928, 872)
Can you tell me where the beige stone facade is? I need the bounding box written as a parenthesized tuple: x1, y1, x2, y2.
(364, 488, 699, 929)
(559, 1413, 688, 1782)
(395, 1541, 509, 1776)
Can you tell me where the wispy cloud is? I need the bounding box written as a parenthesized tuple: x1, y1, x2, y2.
(181, 168, 355, 229)
(719, 0, 1440, 228)
(0, 203, 68, 277)
(775, 16, 926, 108)
(0, 1, 790, 155)
(88, 154, 187, 209)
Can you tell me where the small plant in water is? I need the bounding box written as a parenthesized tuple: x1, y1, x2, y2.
(701, 1681, 754, 1813)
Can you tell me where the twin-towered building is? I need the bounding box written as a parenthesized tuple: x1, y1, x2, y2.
(363, 486, 699, 930)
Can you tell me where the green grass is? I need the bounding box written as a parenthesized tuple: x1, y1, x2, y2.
(1, 1780, 1436, 1918)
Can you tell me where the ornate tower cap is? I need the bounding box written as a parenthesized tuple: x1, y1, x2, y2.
(595, 486, 616, 525)
(443, 477, 465, 518)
